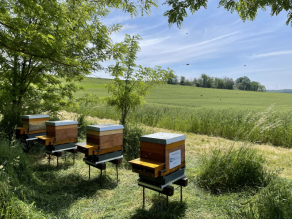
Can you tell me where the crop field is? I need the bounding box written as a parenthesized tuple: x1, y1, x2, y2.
(73, 77, 292, 148)
(75, 78, 292, 112)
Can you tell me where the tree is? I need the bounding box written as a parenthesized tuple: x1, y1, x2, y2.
(104, 35, 173, 126)
(236, 76, 251, 90)
(201, 74, 213, 88)
(258, 85, 266, 92)
(173, 75, 179, 84)
(214, 78, 225, 89)
(180, 76, 186, 85)
(163, 0, 292, 28)
(250, 81, 260, 91)
(0, 0, 127, 132)
(223, 77, 234, 90)
(167, 71, 177, 84)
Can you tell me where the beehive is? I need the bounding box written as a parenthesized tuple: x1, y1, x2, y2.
(16, 115, 49, 135)
(77, 124, 123, 156)
(37, 120, 78, 146)
(129, 132, 186, 178)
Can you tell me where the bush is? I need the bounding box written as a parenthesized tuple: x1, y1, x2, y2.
(123, 124, 144, 163)
(77, 114, 90, 139)
(196, 144, 274, 193)
(229, 178, 292, 218)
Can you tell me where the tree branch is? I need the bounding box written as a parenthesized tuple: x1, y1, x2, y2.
(0, 41, 78, 67)
(0, 21, 16, 30)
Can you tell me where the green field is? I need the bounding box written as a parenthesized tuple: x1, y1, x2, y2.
(72, 77, 292, 148)
(75, 77, 292, 112)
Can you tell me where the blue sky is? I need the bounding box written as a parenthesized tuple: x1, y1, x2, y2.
(97, 0, 292, 90)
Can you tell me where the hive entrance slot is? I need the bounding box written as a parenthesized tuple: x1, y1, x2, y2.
(132, 164, 155, 177)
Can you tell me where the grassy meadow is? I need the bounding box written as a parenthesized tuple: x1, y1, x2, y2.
(2, 78, 292, 218)
(73, 77, 292, 148)
(1, 112, 292, 218)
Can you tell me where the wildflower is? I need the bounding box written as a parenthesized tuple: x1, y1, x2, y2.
(0, 165, 3, 169)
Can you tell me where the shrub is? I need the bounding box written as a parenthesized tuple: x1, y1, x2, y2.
(196, 144, 274, 193)
(77, 114, 90, 139)
(123, 124, 144, 163)
(229, 178, 292, 218)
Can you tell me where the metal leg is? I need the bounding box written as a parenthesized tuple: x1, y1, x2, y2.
(181, 186, 182, 203)
(65, 151, 66, 162)
(167, 195, 168, 207)
(116, 164, 118, 182)
(100, 168, 102, 187)
(89, 165, 90, 180)
(143, 187, 145, 209)
(57, 156, 59, 167)
(73, 152, 75, 165)
(48, 154, 51, 166)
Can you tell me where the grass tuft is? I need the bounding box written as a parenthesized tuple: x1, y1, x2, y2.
(196, 144, 274, 193)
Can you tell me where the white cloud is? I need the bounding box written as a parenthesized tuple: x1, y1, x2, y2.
(140, 37, 170, 47)
(121, 24, 138, 30)
(249, 50, 292, 59)
(160, 31, 240, 54)
(102, 15, 132, 25)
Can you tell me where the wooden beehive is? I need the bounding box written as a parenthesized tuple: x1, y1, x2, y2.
(37, 120, 78, 146)
(77, 124, 123, 156)
(129, 132, 186, 178)
(16, 115, 49, 135)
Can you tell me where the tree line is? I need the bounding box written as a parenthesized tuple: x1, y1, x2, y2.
(167, 74, 266, 91)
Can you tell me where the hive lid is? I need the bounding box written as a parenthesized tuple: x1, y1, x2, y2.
(86, 124, 124, 132)
(21, 114, 50, 119)
(45, 120, 78, 126)
(139, 132, 186, 145)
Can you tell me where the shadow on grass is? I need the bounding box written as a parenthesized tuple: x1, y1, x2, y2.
(22, 162, 119, 216)
(131, 196, 187, 219)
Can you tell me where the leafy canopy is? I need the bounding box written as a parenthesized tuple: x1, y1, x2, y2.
(163, 0, 292, 27)
(0, 0, 125, 131)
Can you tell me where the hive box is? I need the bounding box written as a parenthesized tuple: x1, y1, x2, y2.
(16, 114, 49, 135)
(37, 120, 78, 146)
(129, 132, 186, 178)
(77, 124, 123, 156)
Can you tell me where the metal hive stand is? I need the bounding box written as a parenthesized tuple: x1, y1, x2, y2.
(84, 154, 123, 187)
(138, 169, 188, 208)
(46, 143, 78, 167)
(17, 132, 46, 148)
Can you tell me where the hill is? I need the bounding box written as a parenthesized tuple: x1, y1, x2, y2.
(75, 77, 292, 112)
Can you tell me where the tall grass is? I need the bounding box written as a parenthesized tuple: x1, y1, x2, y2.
(69, 102, 291, 147)
(196, 144, 274, 193)
(0, 133, 45, 218)
(229, 178, 292, 218)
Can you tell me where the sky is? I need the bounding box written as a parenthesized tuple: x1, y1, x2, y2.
(96, 0, 292, 90)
